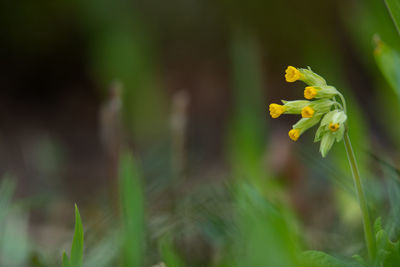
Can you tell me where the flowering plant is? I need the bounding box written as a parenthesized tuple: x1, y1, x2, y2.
(269, 66, 377, 261)
(269, 66, 348, 157)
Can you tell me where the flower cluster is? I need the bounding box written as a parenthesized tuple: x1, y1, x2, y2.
(269, 66, 348, 157)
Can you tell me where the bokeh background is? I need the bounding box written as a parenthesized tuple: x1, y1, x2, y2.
(1, 0, 400, 266)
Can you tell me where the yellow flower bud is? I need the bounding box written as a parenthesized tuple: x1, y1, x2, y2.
(285, 66, 302, 82)
(329, 122, 340, 132)
(304, 86, 318, 99)
(301, 106, 315, 118)
(269, 103, 286, 118)
(288, 129, 301, 141)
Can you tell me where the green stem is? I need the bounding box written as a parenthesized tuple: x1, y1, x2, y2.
(337, 92, 347, 114)
(343, 132, 376, 260)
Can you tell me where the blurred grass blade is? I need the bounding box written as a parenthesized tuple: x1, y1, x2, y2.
(119, 153, 145, 266)
(70, 204, 84, 267)
(231, 183, 302, 267)
(0, 177, 16, 252)
(384, 0, 400, 35)
(373, 36, 400, 101)
(0, 207, 29, 266)
(228, 28, 266, 180)
(0, 177, 30, 266)
(0, 177, 16, 224)
(159, 235, 184, 267)
(84, 230, 120, 267)
(301, 251, 362, 267)
(62, 251, 70, 267)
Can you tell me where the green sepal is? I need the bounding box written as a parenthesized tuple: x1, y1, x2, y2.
(293, 114, 323, 134)
(320, 132, 336, 157)
(309, 99, 335, 115)
(281, 100, 310, 114)
(320, 110, 347, 126)
(312, 85, 339, 99)
(314, 125, 327, 142)
(298, 67, 327, 86)
(315, 118, 345, 146)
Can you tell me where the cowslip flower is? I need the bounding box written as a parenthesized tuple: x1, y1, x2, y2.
(302, 99, 335, 118)
(304, 85, 339, 100)
(285, 66, 303, 82)
(276, 66, 376, 259)
(314, 110, 347, 156)
(269, 103, 286, 118)
(285, 66, 327, 86)
(269, 66, 348, 157)
(288, 114, 323, 141)
(269, 100, 310, 118)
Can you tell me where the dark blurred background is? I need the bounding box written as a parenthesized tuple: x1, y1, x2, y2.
(1, 0, 400, 265)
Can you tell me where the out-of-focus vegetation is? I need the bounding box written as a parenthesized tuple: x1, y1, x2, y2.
(1, 0, 400, 266)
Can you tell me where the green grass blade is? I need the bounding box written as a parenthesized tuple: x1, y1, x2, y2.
(159, 236, 184, 267)
(62, 251, 70, 267)
(384, 0, 400, 35)
(230, 183, 302, 267)
(0, 177, 16, 224)
(301, 251, 362, 267)
(119, 153, 145, 266)
(373, 36, 400, 101)
(70, 204, 84, 267)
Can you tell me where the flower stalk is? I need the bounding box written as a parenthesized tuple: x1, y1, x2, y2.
(343, 132, 376, 260)
(269, 66, 376, 261)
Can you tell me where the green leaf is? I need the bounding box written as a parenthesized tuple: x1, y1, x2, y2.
(320, 132, 336, 157)
(0, 177, 15, 223)
(373, 36, 400, 99)
(159, 236, 184, 267)
(0, 177, 16, 243)
(374, 217, 383, 235)
(374, 229, 400, 267)
(70, 205, 84, 267)
(384, 0, 400, 35)
(301, 251, 361, 267)
(119, 152, 145, 266)
(351, 255, 365, 266)
(231, 183, 302, 266)
(62, 251, 70, 267)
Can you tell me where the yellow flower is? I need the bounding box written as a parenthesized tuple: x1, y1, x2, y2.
(288, 129, 300, 141)
(329, 122, 340, 132)
(304, 86, 318, 99)
(301, 106, 315, 118)
(285, 66, 302, 82)
(269, 103, 286, 118)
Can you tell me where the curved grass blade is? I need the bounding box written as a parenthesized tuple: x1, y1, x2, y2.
(62, 251, 70, 267)
(159, 235, 184, 267)
(119, 152, 145, 266)
(373, 36, 400, 102)
(384, 0, 400, 36)
(301, 250, 362, 267)
(70, 204, 84, 267)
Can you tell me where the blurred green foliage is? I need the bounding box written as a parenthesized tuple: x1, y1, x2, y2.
(2, 0, 400, 266)
(62, 205, 84, 267)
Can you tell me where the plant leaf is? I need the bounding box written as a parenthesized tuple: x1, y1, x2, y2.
(301, 250, 361, 267)
(62, 251, 70, 267)
(159, 235, 184, 267)
(119, 152, 145, 266)
(384, 0, 400, 35)
(70, 204, 84, 267)
(374, 217, 383, 235)
(373, 36, 400, 99)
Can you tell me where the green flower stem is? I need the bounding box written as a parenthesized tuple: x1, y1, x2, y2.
(343, 132, 376, 260)
(337, 92, 347, 114)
